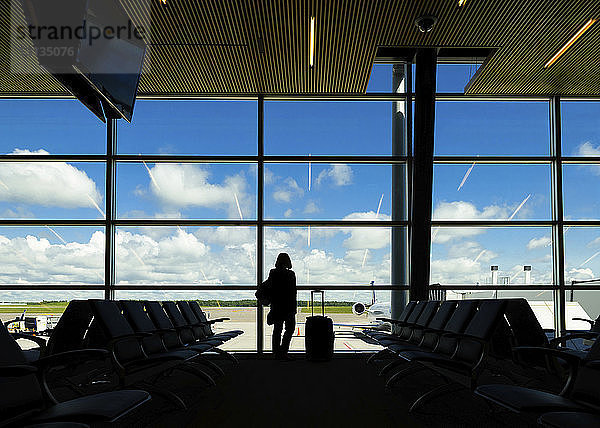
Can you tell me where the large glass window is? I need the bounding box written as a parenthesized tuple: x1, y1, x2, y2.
(4, 91, 598, 350)
(264, 163, 394, 220)
(265, 101, 400, 156)
(0, 226, 105, 284)
(115, 226, 256, 285)
(116, 163, 257, 220)
(561, 101, 600, 156)
(117, 100, 258, 155)
(0, 100, 106, 154)
(435, 101, 550, 156)
(433, 164, 551, 221)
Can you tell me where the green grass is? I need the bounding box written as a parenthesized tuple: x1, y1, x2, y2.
(299, 306, 353, 314)
(0, 301, 68, 314)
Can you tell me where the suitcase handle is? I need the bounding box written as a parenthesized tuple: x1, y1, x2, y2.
(311, 290, 325, 316)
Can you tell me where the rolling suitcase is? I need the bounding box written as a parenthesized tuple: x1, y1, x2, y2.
(305, 290, 334, 361)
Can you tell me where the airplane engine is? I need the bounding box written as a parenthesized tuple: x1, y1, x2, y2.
(352, 302, 366, 316)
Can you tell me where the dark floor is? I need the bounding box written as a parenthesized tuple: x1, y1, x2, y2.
(104, 354, 534, 428)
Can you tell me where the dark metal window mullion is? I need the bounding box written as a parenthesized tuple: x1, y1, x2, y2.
(550, 97, 566, 335)
(105, 119, 116, 300)
(257, 96, 264, 354)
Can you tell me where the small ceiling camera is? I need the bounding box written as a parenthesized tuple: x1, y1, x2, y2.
(415, 15, 438, 33)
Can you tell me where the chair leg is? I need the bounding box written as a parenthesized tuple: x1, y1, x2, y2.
(212, 347, 239, 364)
(409, 382, 463, 413)
(378, 358, 406, 377)
(367, 348, 391, 364)
(194, 357, 226, 377)
(176, 363, 217, 386)
(140, 381, 187, 410)
(385, 363, 428, 388)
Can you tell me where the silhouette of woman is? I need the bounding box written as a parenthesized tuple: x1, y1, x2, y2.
(266, 253, 297, 360)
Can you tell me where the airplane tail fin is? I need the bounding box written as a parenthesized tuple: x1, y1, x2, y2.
(370, 281, 376, 305)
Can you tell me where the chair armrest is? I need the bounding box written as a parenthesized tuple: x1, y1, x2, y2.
(512, 346, 582, 367)
(198, 318, 230, 324)
(376, 317, 406, 325)
(572, 317, 594, 327)
(441, 332, 489, 345)
(35, 349, 109, 368)
(0, 364, 37, 377)
(585, 360, 600, 369)
(107, 332, 152, 348)
(154, 328, 177, 333)
(550, 332, 599, 347)
(11, 332, 47, 352)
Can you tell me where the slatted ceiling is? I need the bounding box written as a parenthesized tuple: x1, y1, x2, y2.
(1, 0, 600, 96)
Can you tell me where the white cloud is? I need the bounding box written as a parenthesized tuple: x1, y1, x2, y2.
(148, 164, 251, 218)
(272, 177, 303, 203)
(284, 209, 293, 218)
(0, 149, 102, 209)
(304, 202, 319, 214)
(574, 142, 600, 175)
(527, 236, 551, 250)
(316, 164, 353, 187)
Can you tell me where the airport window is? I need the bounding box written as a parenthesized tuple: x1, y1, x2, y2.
(115, 162, 257, 220)
(263, 227, 393, 286)
(115, 226, 256, 285)
(0, 162, 106, 220)
(0, 226, 105, 284)
(4, 89, 600, 350)
(561, 101, 600, 157)
(436, 63, 482, 93)
(433, 163, 552, 221)
(434, 101, 550, 156)
(562, 164, 600, 220)
(430, 226, 553, 285)
(264, 163, 395, 221)
(264, 101, 404, 156)
(0, 99, 106, 155)
(116, 100, 258, 156)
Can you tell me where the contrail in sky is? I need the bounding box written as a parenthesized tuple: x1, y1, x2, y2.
(87, 194, 105, 217)
(580, 251, 600, 267)
(457, 162, 476, 191)
(362, 194, 384, 269)
(508, 194, 531, 220)
(45, 226, 67, 244)
(141, 157, 161, 190)
(233, 192, 244, 220)
(473, 249, 486, 263)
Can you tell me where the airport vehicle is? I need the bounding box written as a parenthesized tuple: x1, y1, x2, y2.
(4, 310, 60, 336)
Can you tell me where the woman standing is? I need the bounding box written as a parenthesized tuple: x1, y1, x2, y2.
(265, 253, 297, 360)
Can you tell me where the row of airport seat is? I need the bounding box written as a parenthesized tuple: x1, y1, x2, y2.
(0, 300, 243, 427)
(362, 298, 600, 427)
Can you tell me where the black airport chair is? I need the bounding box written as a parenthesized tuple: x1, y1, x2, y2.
(377, 300, 440, 347)
(143, 301, 219, 357)
(475, 340, 600, 419)
(387, 300, 507, 411)
(87, 299, 216, 408)
(188, 301, 243, 340)
(538, 411, 600, 428)
(0, 322, 150, 427)
(378, 300, 477, 377)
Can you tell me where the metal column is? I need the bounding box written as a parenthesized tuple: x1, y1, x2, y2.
(410, 49, 437, 301)
(550, 97, 566, 336)
(105, 119, 116, 300)
(391, 63, 409, 322)
(257, 96, 265, 354)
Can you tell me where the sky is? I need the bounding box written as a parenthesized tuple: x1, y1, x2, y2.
(0, 64, 599, 303)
